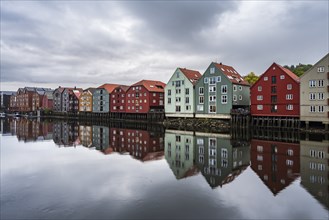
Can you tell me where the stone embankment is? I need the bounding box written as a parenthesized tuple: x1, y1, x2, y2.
(163, 118, 230, 133)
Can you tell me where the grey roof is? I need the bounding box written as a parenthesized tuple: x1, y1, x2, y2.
(0, 91, 16, 95)
(44, 91, 54, 99)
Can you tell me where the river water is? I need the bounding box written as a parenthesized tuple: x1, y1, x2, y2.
(1, 118, 328, 219)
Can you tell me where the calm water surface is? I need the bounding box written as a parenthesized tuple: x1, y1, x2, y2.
(1, 118, 328, 219)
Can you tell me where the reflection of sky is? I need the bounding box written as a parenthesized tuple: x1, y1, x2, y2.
(1, 136, 328, 219)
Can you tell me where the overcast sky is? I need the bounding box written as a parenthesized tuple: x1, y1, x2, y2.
(1, 0, 328, 91)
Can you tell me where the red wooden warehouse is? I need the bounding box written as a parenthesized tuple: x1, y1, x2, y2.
(110, 85, 129, 113)
(126, 80, 166, 114)
(250, 63, 300, 117)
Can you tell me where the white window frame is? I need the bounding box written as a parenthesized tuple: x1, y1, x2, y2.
(287, 84, 292, 90)
(221, 85, 227, 94)
(210, 67, 215, 74)
(221, 95, 227, 104)
(199, 87, 204, 95)
(257, 105, 263, 110)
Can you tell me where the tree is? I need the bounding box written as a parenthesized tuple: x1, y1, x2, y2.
(283, 63, 312, 77)
(243, 72, 259, 85)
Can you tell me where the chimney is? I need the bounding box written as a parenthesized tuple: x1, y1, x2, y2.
(220, 62, 222, 65)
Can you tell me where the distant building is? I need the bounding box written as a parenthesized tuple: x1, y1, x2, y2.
(11, 87, 52, 112)
(93, 84, 119, 113)
(300, 53, 329, 128)
(42, 90, 54, 110)
(79, 88, 96, 112)
(251, 63, 300, 117)
(53, 87, 82, 112)
(0, 91, 16, 111)
(165, 68, 202, 118)
(126, 80, 165, 114)
(195, 62, 250, 119)
(110, 85, 129, 113)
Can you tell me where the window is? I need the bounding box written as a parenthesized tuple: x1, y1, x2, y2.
(176, 136, 181, 142)
(153, 93, 156, 97)
(287, 149, 293, 156)
(318, 80, 324, 87)
(204, 78, 208, 84)
(168, 98, 171, 104)
(221, 85, 227, 94)
(216, 76, 221, 82)
(176, 72, 179, 78)
(172, 81, 175, 86)
(280, 75, 285, 79)
(257, 145, 263, 152)
(286, 94, 293, 100)
(318, 106, 324, 112)
(239, 95, 242, 100)
(209, 95, 216, 102)
(239, 86, 242, 91)
(310, 105, 316, 112)
(221, 148, 228, 158)
(185, 97, 189, 104)
(176, 97, 181, 102)
(309, 80, 316, 87)
(257, 95, 263, 101)
(168, 90, 171, 96)
(233, 95, 237, 101)
(271, 76, 276, 84)
(257, 105, 263, 110)
(197, 138, 204, 145)
(210, 67, 215, 74)
(199, 87, 204, 95)
(264, 77, 268, 81)
(186, 105, 191, 111)
(209, 105, 216, 113)
(271, 105, 277, 112)
(271, 95, 277, 103)
(287, 84, 292, 90)
(318, 93, 324, 100)
(209, 77, 216, 85)
(286, 160, 293, 166)
(185, 88, 189, 95)
(286, 104, 293, 110)
(221, 95, 227, 104)
(317, 66, 325, 73)
(258, 86, 262, 91)
(199, 96, 204, 104)
(209, 85, 216, 92)
(233, 85, 237, 91)
(271, 86, 277, 93)
(257, 155, 263, 161)
(176, 89, 181, 94)
(309, 93, 316, 100)
(175, 106, 181, 112)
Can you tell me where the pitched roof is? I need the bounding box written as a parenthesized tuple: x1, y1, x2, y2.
(118, 85, 130, 92)
(214, 62, 249, 86)
(179, 68, 202, 85)
(275, 63, 300, 83)
(83, 87, 96, 93)
(44, 91, 54, 99)
(97, 83, 120, 93)
(131, 80, 166, 92)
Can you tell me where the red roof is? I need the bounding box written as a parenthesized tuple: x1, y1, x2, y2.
(179, 68, 202, 85)
(98, 83, 120, 93)
(214, 63, 249, 86)
(114, 85, 130, 92)
(275, 63, 300, 83)
(131, 80, 166, 92)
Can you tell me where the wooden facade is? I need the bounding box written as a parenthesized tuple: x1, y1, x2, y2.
(251, 63, 300, 117)
(126, 80, 165, 114)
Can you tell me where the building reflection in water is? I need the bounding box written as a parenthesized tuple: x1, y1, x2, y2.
(2, 118, 328, 207)
(165, 129, 250, 188)
(109, 127, 164, 162)
(1, 118, 53, 142)
(79, 125, 93, 148)
(53, 121, 79, 147)
(250, 139, 300, 195)
(300, 138, 329, 209)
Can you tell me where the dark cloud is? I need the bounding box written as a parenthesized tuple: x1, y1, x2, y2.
(0, 1, 328, 90)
